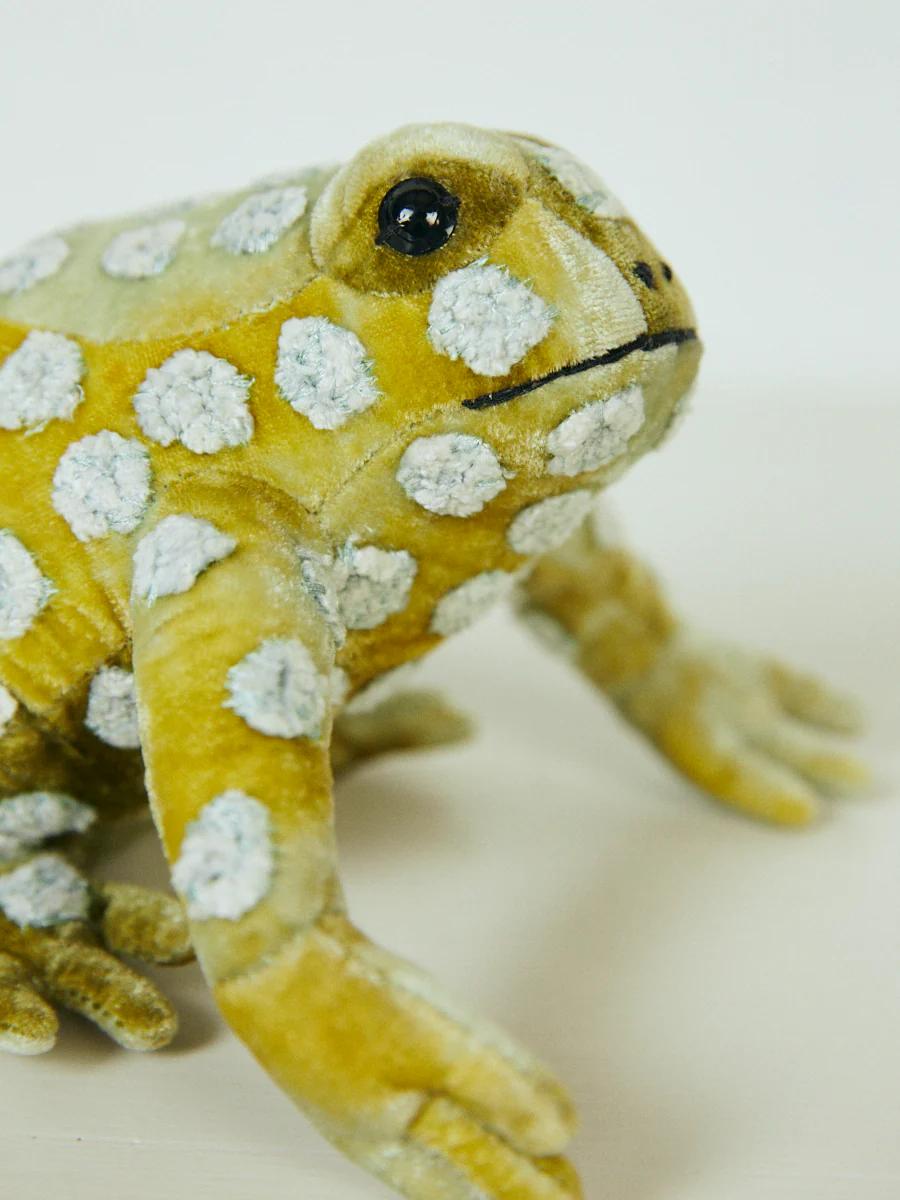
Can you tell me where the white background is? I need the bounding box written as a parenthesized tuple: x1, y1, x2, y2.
(1, 2, 898, 1198)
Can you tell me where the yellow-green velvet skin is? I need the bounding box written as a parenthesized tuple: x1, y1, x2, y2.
(0, 123, 865, 1199)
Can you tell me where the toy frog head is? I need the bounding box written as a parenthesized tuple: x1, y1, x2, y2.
(303, 123, 700, 659)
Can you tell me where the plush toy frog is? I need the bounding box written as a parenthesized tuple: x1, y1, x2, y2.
(0, 123, 865, 1198)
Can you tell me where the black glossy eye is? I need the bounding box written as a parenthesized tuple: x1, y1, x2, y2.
(376, 177, 460, 256)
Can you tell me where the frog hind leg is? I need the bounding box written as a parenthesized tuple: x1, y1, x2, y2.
(331, 689, 473, 775)
(0, 701, 191, 1056)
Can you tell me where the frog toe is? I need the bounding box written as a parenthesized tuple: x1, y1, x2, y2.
(660, 712, 825, 826)
(767, 660, 865, 736)
(36, 934, 178, 1051)
(0, 950, 58, 1055)
(372, 1096, 582, 1200)
(748, 717, 870, 798)
(97, 881, 193, 965)
(332, 689, 474, 773)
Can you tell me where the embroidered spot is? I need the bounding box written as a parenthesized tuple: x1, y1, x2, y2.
(52, 431, 152, 542)
(396, 433, 508, 517)
(0, 683, 16, 736)
(298, 549, 346, 645)
(547, 385, 645, 477)
(225, 638, 328, 740)
(428, 260, 553, 376)
(101, 219, 186, 279)
(134, 348, 253, 455)
(0, 330, 84, 431)
(516, 138, 626, 219)
(431, 570, 516, 637)
(343, 662, 421, 716)
(172, 790, 273, 921)
(132, 515, 236, 604)
(210, 186, 307, 255)
(85, 666, 141, 749)
(329, 666, 350, 708)
(506, 491, 594, 555)
(0, 836, 20, 863)
(0, 531, 54, 640)
(334, 543, 417, 630)
(0, 793, 96, 851)
(0, 235, 69, 295)
(275, 316, 379, 430)
(0, 854, 89, 927)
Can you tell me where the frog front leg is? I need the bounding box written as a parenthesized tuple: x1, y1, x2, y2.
(131, 477, 579, 1200)
(518, 509, 867, 825)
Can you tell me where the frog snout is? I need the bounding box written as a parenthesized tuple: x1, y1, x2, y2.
(630, 259, 674, 291)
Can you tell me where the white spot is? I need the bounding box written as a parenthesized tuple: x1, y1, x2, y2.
(0, 684, 16, 736)
(134, 348, 253, 455)
(0, 854, 89, 927)
(428, 260, 553, 376)
(132, 515, 236, 604)
(172, 790, 273, 921)
(507, 491, 595, 556)
(0, 531, 54, 641)
(396, 434, 508, 517)
(0, 235, 69, 295)
(334, 543, 417, 630)
(225, 638, 328, 740)
(0, 836, 22, 863)
(0, 792, 96, 847)
(52, 431, 152, 542)
(0, 330, 84, 431)
(101, 219, 186, 279)
(298, 549, 346, 645)
(211, 186, 307, 255)
(297, 541, 417, 637)
(85, 666, 141, 749)
(275, 316, 379, 430)
(430, 570, 516, 637)
(343, 662, 421, 716)
(329, 666, 350, 708)
(516, 138, 627, 218)
(547, 385, 645, 476)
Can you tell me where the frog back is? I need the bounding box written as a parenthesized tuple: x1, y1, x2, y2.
(0, 163, 336, 344)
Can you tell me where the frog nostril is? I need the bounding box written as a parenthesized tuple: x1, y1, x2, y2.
(661, 261, 673, 282)
(633, 261, 655, 289)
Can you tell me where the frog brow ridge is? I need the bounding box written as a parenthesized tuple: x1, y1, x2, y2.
(461, 326, 698, 411)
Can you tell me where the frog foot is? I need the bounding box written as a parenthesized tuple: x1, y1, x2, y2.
(331, 689, 473, 774)
(618, 632, 868, 826)
(0, 830, 191, 1054)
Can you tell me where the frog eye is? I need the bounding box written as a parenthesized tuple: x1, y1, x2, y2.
(375, 177, 460, 256)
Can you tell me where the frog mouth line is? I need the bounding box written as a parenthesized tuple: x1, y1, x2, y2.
(461, 327, 698, 411)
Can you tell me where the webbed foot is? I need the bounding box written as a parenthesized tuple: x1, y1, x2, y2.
(0, 813, 191, 1054)
(619, 633, 868, 825)
(332, 689, 473, 774)
(218, 913, 580, 1199)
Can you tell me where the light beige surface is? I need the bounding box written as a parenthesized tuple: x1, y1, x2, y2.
(2, 389, 898, 1199)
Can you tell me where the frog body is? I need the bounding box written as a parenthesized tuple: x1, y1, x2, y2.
(0, 124, 863, 1199)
